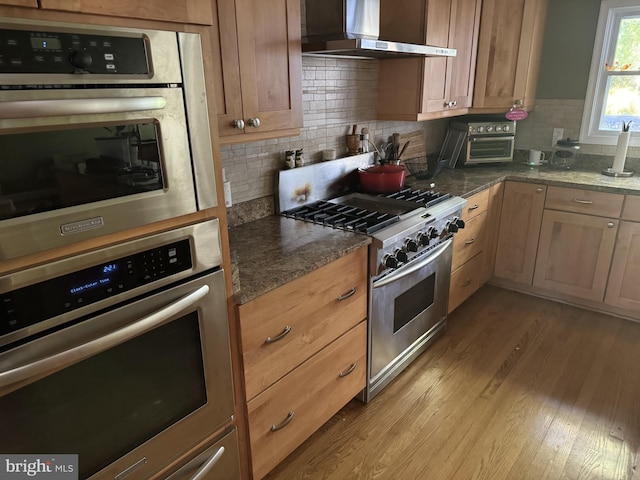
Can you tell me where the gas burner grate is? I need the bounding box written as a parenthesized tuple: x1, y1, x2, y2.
(385, 188, 450, 207)
(282, 201, 400, 234)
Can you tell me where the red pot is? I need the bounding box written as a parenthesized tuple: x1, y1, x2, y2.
(358, 164, 406, 194)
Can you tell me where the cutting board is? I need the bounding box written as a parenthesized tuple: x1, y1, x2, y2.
(398, 130, 426, 162)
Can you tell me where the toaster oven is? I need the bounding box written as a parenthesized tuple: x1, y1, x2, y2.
(443, 118, 516, 167)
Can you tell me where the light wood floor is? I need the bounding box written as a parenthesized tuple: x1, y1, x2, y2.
(264, 285, 640, 480)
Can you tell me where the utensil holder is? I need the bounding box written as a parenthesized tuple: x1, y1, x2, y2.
(346, 134, 361, 155)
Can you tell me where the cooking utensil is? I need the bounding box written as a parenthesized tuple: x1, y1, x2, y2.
(397, 141, 410, 161)
(358, 164, 406, 193)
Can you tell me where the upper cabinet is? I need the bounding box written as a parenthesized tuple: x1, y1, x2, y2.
(211, 0, 303, 144)
(0, 0, 38, 7)
(471, 0, 548, 113)
(377, 0, 482, 121)
(36, 0, 214, 24)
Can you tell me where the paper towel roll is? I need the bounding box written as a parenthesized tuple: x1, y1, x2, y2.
(612, 130, 630, 173)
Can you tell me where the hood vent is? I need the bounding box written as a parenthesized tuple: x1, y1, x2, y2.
(303, 0, 456, 59)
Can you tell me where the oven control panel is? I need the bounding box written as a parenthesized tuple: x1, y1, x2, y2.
(0, 27, 148, 75)
(0, 239, 192, 337)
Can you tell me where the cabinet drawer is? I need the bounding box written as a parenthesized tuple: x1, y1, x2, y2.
(449, 253, 483, 312)
(462, 188, 490, 222)
(247, 321, 366, 480)
(545, 186, 624, 218)
(238, 248, 367, 400)
(452, 211, 487, 271)
(622, 195, 640, 222)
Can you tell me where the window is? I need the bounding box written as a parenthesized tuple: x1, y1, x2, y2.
(580, 0, 640, 146)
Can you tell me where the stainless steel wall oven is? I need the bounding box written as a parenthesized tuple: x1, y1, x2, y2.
(0, 18, 217, 261)
(0, 220, 240, 479)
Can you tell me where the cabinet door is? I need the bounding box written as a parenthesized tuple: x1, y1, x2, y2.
(39, 0, 213, 24)
(377, 0, 480, 120)
(213, 0, 302, 141)
(605, 221, 640, 312)
(472, 0, 548, 111)
(494, 182, 545, 284)
(534, 211, 618, 302)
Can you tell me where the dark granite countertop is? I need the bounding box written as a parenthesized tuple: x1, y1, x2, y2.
(230, 162, 640, 305)
(229, 215, 371, 305)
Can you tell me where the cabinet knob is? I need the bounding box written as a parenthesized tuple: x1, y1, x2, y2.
(608, 222, 615, 228)
(536, 188, 543, 193)
(444, 100, 457, 108)
(247, 117, 261, 128)
(232, 119, 245, 130)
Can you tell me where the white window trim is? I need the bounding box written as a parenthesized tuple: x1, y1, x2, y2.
(580, 0, 640, 147)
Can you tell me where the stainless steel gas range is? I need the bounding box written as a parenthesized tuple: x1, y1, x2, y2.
(278, 155, 467, 403)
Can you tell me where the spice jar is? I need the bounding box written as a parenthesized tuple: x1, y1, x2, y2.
(295, 148, 305, 167)
(285, 150, 295, 169)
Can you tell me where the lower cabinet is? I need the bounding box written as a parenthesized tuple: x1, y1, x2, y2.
(493, 181, 546, 284)
(533, 210, 618, 302)
(605, 196, 640, 313)
(236, 247, 368, 479)
(449, 183, 503, 312)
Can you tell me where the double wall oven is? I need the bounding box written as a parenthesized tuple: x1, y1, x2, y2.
(0, 18, 217, 261)
(0, 19, 240, 480)
(278, 156, 466, 402)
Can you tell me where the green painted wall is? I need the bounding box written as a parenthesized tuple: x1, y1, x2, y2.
(536, 0, 601, 99)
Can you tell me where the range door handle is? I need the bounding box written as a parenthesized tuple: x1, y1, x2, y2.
(0, 285, 209, 392)
(190, 446, 226, 480)
(0, 96, 167, 120)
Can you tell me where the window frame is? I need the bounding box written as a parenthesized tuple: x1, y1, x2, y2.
(580, 0, 640, 146)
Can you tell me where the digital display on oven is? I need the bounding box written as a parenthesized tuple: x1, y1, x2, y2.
(30, 37, 62, 50)
(69, 264, 118, 295)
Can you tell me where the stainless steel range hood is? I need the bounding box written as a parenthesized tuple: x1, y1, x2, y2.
(303, 0, 456, 59)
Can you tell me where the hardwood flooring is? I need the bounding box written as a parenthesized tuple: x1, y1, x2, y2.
(263, 286, 640, 480)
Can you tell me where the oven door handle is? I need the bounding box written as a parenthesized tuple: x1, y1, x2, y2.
(469, 135, 514, 142)
(0, 96, 168, 120)
(0, 285, 209, 390)
(373, 239, 452, 289)
(190, 446, 226, 480)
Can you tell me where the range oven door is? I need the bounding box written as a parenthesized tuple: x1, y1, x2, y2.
(0, 269, 234, 480)
(368, 239, 453, 400)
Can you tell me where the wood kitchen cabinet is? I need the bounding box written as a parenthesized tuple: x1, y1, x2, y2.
(493, 181, 546, 284)
(37, 0, 213, 24)
(471, 0, 548, 113)
(237, 247, 367, 479)
(605, 196, 640, 312)
(210, 0, 303, 144)
(377, 0, 482, 121)
(449, 188, 489, 311)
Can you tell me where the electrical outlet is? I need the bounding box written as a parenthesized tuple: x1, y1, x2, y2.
(552, 128, 564, 147)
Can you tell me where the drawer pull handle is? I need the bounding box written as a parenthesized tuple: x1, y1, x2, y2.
(536, 188, 543, 193)
(461, 279, 472, 287)
(608, 222, 615, 228)
(465, 238, 476, 245)
(270, 411, 295, 432)
(265, 326, 292, 344)
(468, 204, 479, 211)
(338, 362, 357, 378)
(337, 287, 357, 301)
(572, 198, 593, 205)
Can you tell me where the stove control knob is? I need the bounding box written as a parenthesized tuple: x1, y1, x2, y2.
(455, 218, 466, 229)
(428, 227, 439, 239)
(384, 254, 399, 269)
(417, 232, 430, 246)
(396, 249, 409, 264)
(447, 221, 459, 233)
(405, 238, 419, 252)
(70, 50, 93, 69)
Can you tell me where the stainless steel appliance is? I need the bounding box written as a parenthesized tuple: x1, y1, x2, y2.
(0, 18, 217, 261)
(278, 156, 466, 402)
(443, 117, 516, 167)
(0, 220, 240, 480)
(303, 0, 456, 58)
